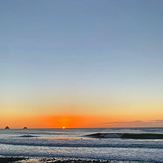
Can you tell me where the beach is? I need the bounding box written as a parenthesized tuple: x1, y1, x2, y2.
(0, 157, 148, 163)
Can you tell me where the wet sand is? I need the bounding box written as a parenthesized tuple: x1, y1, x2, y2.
(0, 157, 147, 163)
(0, 157, 26, 163)
(16, 158, 112, 163)
(0, 157, 112, 163)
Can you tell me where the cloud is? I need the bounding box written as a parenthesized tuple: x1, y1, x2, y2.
(152, 119, 163, 123)
(102, 119, 163, 127)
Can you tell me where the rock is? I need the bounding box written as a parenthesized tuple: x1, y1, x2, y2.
(5, 126, 10, 129)
(23, 127, 28, 129)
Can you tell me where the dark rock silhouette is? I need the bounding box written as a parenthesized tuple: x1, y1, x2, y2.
(23, 127, 28, 129)
(5, 126, 10, 129)
(20, 134, 37, 138)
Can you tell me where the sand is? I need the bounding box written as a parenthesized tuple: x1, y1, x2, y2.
(0, 157, 25, 163)
(0, 157, 112, 163)
(0, 157, 147, 163)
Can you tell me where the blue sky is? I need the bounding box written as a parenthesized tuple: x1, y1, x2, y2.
(0, 0, 163, 127)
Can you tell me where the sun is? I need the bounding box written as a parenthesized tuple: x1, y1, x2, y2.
(62, 127, 65, 129)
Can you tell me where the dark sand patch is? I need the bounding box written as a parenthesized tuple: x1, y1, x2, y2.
(0, 157, 27, 163)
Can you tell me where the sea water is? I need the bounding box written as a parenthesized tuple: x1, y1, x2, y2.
(0, 128, 163, 162)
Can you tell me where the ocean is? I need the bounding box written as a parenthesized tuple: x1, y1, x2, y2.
(0, 128, 163, 162)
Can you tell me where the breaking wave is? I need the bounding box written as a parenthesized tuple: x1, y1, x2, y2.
(85, 133, 163, 139)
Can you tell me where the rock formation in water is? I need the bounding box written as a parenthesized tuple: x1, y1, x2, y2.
(5, 126, 10, 129)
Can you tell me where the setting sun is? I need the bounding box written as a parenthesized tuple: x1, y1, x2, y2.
(62, 127, 65, 129)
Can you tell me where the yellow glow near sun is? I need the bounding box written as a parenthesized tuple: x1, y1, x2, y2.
(62, 127, 65, 129)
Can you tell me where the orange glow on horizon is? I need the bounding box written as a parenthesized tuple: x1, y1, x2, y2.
(1, 113, 163, 128)
(0, 114, 114, 128)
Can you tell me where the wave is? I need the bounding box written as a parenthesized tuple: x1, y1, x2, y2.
(85, 133, 122, 138)
(19, 135, 38, 138)
(121, 133, 163, 139)
(0, 138, 163, 149)
(85, 133, 163, 139)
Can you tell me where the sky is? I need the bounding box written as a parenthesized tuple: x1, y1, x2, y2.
(0, 0, 163, 128)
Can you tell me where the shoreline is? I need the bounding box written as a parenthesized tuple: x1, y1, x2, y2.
(0, 157, 149, 163)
